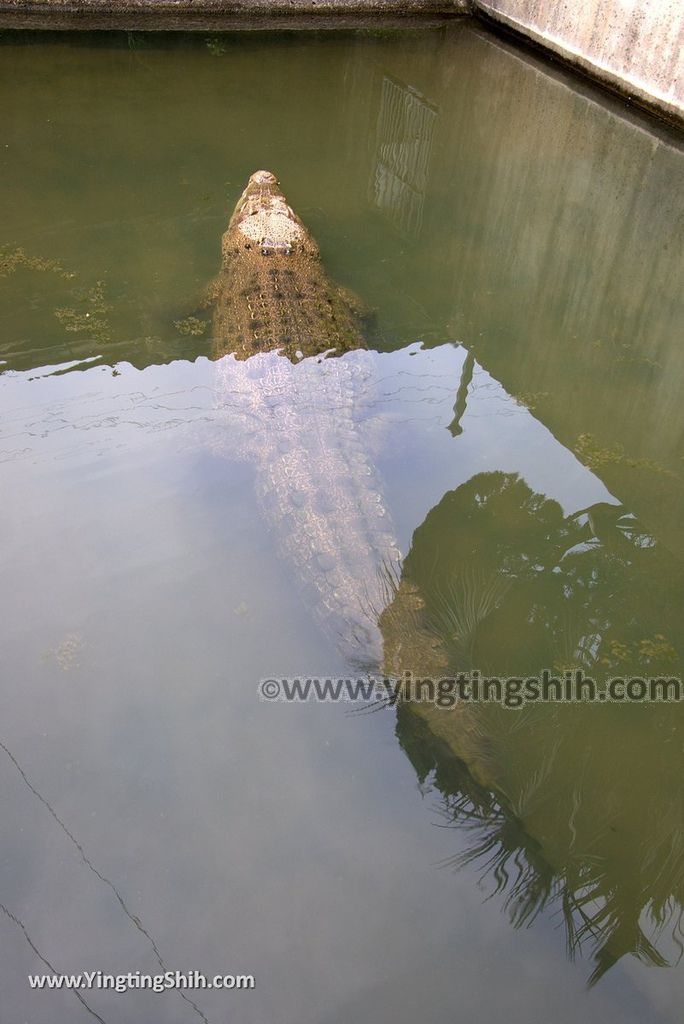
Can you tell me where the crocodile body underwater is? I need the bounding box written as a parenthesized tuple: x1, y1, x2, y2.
(208, 170, 401, 668)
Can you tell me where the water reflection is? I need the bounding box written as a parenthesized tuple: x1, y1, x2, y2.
(369, 75, 437, 237)
(341, 24, 684, 552)
(383, 467, 684, 984)
(395, 471, 682, 678)
(0, 736, 213, 1024)
(1, 20, 684, 1024)
(205, 169, 401, 668)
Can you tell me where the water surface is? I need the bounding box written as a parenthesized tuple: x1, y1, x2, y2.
(1, 23, 684, 1024)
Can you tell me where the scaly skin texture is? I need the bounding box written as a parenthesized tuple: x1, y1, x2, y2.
(208, 171, 400, 668)
(211, 170, 366, 363)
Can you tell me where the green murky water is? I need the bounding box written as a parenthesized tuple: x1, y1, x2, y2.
(1, 23, 684, 1024)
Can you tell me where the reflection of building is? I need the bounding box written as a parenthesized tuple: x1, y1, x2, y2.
(370, 76, 437, 237)
(342, 24, 684, 554)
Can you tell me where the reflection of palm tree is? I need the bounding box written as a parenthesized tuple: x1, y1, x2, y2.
(401, 470, 682, 678)
(428, 568, 511, 667)
(397, 700, 684, 986)
(385, 470, 684, 983)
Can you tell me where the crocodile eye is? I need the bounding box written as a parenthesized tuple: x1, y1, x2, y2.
(244, 243, 251, 250)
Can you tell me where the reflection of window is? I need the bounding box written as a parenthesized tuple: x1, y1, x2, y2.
(370, 76, 437, 237)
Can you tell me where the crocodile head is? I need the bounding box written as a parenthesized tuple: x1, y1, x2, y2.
(212, 170, 366, 362)
(223, 169, 320, 263)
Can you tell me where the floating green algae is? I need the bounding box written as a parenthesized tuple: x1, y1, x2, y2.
(174, 316, 208, 337)
(575, 433, 677, 477)
(0, 245, 74, 280)
(54, 281, 112, 344)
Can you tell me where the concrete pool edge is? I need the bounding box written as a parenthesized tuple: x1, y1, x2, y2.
(475, 2, 684, 132)
(0, 3, 467, 33)
(0, 0, 682, 132)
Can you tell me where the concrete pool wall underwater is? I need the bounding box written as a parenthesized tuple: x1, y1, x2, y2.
(0, 1, 682, 129)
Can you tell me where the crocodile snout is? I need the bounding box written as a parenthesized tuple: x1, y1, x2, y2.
(249, 170, 279, 186)
(230, 170, 310, 256)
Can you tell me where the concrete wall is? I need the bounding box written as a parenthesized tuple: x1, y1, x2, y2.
(475, 0, 684, 124)
(0, 1, 681, 125)
(0, 0, 470, 29)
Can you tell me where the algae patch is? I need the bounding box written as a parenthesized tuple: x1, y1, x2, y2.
(0, 245, 74, 281)
(174, 316, 208, 337)
(575, 433, 676, 477)
(54, 281, 112, 344)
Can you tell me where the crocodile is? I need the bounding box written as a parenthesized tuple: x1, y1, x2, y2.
(207, 170, 401, 668)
